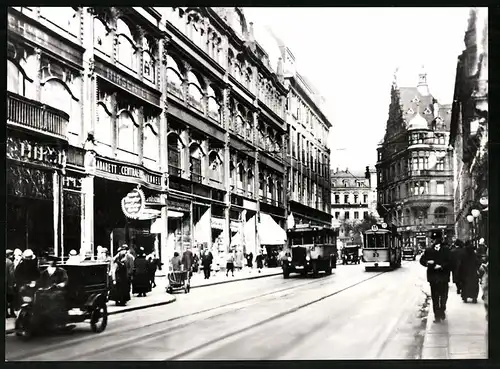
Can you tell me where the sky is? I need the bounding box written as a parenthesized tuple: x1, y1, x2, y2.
(243, 7, 472, 171)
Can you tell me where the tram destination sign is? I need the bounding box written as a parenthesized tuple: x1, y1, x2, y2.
(96, 158, 161, 188)
(121, 188, 145, 219)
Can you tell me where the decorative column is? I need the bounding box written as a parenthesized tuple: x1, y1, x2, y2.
(138, 106, 144, 165)
(222, 84, 232, 253)
(160, 36, 170, 266)
(82, 8, 96, 141)
(81, 172, 95, 257)
(53, 172, 60, 257)
(34, 48, 42, 101)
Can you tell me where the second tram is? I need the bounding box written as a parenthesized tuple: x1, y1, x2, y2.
(362, 222, 402, 270)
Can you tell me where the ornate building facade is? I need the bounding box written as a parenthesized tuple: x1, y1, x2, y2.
(330, 167, 378, 246)
(6, 6, 293, 264)
(449, 8, 488, 243)
(376, 70, 454, 249)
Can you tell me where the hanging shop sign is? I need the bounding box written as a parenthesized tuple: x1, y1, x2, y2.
(121, 188, 146, 219)
(63, 176, 82, 191)
(145, 194, 165, 205)
(94, 60, 161, 107)
(7, 136, 66, 168)
(210, 217, 225, 230)
(96, 157, 161, 188)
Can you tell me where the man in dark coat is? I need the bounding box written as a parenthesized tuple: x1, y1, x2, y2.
(419, 231, 452, 322)
(182, 247, 194, 286)
(132, 247, 151, 297)
(458, 240, 481, 303)
(450, 239, 466, 294)
(201, 248, 213, 280)
(6, 250, 16, 317)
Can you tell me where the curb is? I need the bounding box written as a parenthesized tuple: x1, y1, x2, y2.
(5, 296, 177, 336)
(190, 271, 282, 290)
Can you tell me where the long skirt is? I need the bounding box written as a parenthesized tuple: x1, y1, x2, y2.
(461, 278, 479, 300)
(132, 272, 152, 294)
(109, 278, 131, 304)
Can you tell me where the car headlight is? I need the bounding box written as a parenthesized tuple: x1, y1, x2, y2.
(287, 257, 292, 262)
(306, 256, 310, 261)
(22, 296, 32, 303)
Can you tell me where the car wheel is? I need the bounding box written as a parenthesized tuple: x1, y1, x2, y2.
(90, 303, 108, 333)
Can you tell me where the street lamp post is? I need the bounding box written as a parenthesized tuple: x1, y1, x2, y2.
(466, 214, 474, 243)
(471, 209, 481, 247)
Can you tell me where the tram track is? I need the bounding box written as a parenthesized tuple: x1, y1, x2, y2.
(7, 273, 330, 360)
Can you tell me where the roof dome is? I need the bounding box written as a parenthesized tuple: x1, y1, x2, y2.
(407, 114, 428, 130)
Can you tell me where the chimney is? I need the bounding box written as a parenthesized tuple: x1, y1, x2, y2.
(248, 22, 255, 42)
(365, 166, 370, 179)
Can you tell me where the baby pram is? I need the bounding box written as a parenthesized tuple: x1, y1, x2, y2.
(166, 270, 191, 294)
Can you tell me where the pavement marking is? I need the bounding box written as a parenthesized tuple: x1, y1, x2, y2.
(167, 270, 390, 360)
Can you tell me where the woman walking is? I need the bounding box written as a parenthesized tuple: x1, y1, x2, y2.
(109, 247, 131, 306)
(458, 240, 481, 303)
(255, 250, 264, 273)
(226, 251, 235, 277)
(132, 248, 151, 297)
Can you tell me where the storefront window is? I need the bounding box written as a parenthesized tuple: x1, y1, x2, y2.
(63, 190, 82, 255)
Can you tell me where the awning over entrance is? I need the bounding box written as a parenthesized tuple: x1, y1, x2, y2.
(258, 213, 286, 245)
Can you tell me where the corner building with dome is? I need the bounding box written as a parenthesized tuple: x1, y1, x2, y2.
(375, 69, 454, 250)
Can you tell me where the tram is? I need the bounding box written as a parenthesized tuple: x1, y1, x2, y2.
(362, 222, 402, 270)
(282, 225, 337, 278)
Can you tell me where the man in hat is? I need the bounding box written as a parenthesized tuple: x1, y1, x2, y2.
(67, 250, 81, 264)
(122, 245, 135, 291)
(420, 231, 452, 322)
(6, 250, 16, 317)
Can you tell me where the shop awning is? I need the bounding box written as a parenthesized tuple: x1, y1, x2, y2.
(258, 213, 286, 245)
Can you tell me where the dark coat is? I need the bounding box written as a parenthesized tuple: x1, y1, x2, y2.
(450, 247, 466, 283)
(109, 260, 131, 303)
(256, 254, 264, 269)
(37, 267, 69, 289)
(458, 247, 481, 299)
(182, 250, 194, 271)
(15, 259, 41, 286)
(6, 258, 15, 295)
(132, 257, 152, 294)
(201, 251, 213, 267)
(419, 244, 451, 283)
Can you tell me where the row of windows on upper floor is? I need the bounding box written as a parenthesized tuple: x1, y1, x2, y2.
(377, 132, 449, 162)
(290, 132, 330, 176)
(377, 150, 451, 184)
(378, 180, 451, 204)
(289, 174, 331, 213)
(288, 93, 328, 146)
(334, 211, 370, 220)
(333, 193, 370, 205)
(331, 179, 368, 188)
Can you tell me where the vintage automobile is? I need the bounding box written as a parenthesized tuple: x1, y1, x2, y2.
(402, 246, 418, 261)
(15, 262, 109, 339)
(342, 245, 361, 265)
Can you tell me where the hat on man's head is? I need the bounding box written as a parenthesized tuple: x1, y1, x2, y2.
(6, 249, 13, 257)
(118, 245, 128, 252)
(69, 249, 78, 256)
(14, 249, 23, 257)
(46, 255, 59, 263)
(22, 249, 35, 259)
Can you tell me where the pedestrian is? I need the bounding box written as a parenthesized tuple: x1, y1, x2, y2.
(478, 249, 488, 321)
(247, 252, 254, 269)
(67, 249, 81, 264)
(450, 239, 466, 294)
(13, 248, 23, 270)
(171, 251, 182, 272)
(182, 246, 194, 287)
(226, 251, 235, 277)
(235, 249, 244, 271)
(458, 240, 481, 303)
(109, 247, 131, 306)
(132, 247, 151, 297)
(192, 253, 200, 273)
(419, 231, 451, 322)
(201, 248, 213, 280)
(123, 245, 135, 292)
(146, 253, 160, 288)
(255, 250, 264, 273)
(6, 250, 16, 318)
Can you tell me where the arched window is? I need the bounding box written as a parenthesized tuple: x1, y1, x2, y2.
(143, 120, 159, 161)
(245, 67, 253, 90)
(208, 151, 222, 183)
(96, 102, 112, 146)
(247, 168, 254, 194)
(190, 144, 203, 183)
(207, 85, 221, 123)
(237, 163, 245, 189)
(166, 55, 184, 98)
(187, 71, 204, 111)
(117, 110, 139, 153)
(277, 180, 283, 204)
(236, 116, 245, 136)
(116, 19, 137, 71)
(142, 37, 156, 83)
(7, 60, 27, 96)
(259, 173, 265, 197)
(267, 176, 274, 200)
(245, 112, 253, 139)
(41, 78, 80, 136)
(41, 7, 79, 36)
(227, 49, 234, 74)
(94, 17, 113, 56)
(167, 133, 183, 173)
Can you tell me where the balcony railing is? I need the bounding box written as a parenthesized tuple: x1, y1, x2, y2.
(402, 194, 453, 203)
(398, 214, 455, 227)
(190, 172, 202, 183)
(168, 165, 182, 177)
(7, 92, 69, 139)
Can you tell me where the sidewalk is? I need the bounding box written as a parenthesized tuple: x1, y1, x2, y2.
(5, 267, 281, 335)
(421, 284, 488, 359)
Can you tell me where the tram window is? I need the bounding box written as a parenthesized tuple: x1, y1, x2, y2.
(375, 234, 385, 248)
(366, 235, 376, 248)
(316, 234, 325, 244)
(303, 233, 313, 244)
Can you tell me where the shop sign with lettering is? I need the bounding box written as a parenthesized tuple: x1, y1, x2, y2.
(63, 176, 82, 190)
(210, 217, 225, 230)
(121, 188, 145, 219)
(7, 136, 66, 168)
(96, 158, 161, 188)
(145, 195, 164, 205)
(167, 199, 190, 212)
(94, 60, 161, 107)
